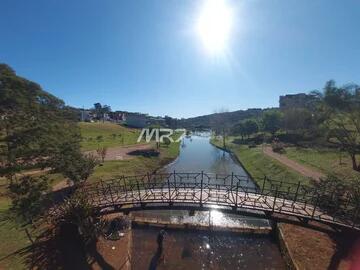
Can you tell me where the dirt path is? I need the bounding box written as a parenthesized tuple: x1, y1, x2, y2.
(85, 143, 154, 161)
(263, 146, 324, 181)
(52, 143, 154, 191)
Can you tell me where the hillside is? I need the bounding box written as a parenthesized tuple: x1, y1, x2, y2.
(179, 108, 268, 128)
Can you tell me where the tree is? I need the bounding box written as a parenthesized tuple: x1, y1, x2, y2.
(53, 149, 99, 185)
(96, 146, 107, 163)
(282, 108, 315, 135)
(162, 137, 171, 147)
(316, 80, 360, 171)
(8, 175, 49, 225)
(262, 110, 282, 136)
(231, 122, 246, 140)
(244, 119, 259, 137)
(92, 103, 111, 122)
(211, 108, 230, 148)
(0, 64, 81, 180)
(93, 103, 102, 121)
(53, 192, 106, 243)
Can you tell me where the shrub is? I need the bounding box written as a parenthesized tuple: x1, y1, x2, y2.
(271, 139, 285, 153)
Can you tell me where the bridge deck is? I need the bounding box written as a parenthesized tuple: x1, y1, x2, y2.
(84, 183, 359, 231)
(48, 172, 359, 231)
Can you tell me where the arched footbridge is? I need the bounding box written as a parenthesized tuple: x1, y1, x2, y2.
(80, 172, 360, 231)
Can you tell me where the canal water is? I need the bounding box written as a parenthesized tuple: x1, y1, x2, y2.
(130, 133, 286, 269)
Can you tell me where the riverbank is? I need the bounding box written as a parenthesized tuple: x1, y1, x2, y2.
(210, 136, 357, 269)
(210, 137, 310, 186)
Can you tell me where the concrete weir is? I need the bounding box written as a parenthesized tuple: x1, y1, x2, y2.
(129, 210, 273, 234)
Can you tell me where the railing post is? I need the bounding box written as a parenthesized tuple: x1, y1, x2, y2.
(235, 181, 239, 209)
(262, 176, 266, 193)
(109, 182, 115, 206)
(136, 180, 142, 205)
(311, 191, 320, 218)
(293, 181, 301, 203)
(167, 174, 172, 204)
(231, 172, 234, 190)
(123, 176, 128, 199)
(200, 171, 204, 206)
(272, 185, 279, 212)
(173, 170, 177, 191)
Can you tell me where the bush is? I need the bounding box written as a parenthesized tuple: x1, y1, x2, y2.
(248, 142, 257, 148)
(9, 175, 50, 224)
(54, 192, 106, 244)
(271, 139, 285, 153)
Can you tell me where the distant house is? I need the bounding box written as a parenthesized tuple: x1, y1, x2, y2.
(125, 113, 148, 128)
(279, 93, 318, 111)
(111, 112, 126, 123)
(80, 110, 94, 122)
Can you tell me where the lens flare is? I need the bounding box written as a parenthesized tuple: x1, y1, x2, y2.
(196, 0, 233, 54)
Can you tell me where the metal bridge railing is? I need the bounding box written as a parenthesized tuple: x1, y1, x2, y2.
(80, 172, 360, 230)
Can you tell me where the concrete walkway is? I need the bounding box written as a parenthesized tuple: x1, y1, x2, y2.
(263, 146, 324, 181)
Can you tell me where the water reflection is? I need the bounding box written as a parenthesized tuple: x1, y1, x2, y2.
(131, 228, 286, 270)
(129, 133, 285, 269)
(165, 135, 251, 180)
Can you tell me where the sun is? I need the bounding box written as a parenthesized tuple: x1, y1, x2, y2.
(196, 0, 233, 55)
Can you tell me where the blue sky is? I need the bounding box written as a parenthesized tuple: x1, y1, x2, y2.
(1, 0, 359, 118)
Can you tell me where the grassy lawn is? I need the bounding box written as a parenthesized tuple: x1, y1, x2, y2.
(0, 196, 31, 270)
(88, 139, 180, 181)
(284, 147, 360, 180)
(0, 125, 181, 269)
(211, 137, 310, 187)
(79, 122, 141, 151)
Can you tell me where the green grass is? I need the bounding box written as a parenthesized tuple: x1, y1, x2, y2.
(0, 124, 181, 269)
(284, 147, 360, 180)
(88, 141, 180, 182)
(79, 122, 141, 151)
(0, 198, 31, 270)
(211, 137, 310, 187)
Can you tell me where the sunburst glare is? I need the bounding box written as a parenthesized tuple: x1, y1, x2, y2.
(196, 0, 233, 55)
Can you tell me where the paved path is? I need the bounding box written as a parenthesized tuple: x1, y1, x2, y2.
(85, 143, 154, 161)
(263, 146, 324, 181)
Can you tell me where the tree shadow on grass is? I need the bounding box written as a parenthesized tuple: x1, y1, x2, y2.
(19, 223, 114, 270)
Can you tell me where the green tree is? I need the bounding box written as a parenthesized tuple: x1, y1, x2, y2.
(211, 108, 230, 148)
(0, 64, 81, 180)
(231, 122, 246, 140)
(0, 64, 96, 223)
(282, 108, 315, 135)
(53, 192, 106, 243)
(8, 175, 49, 225)
(244, 119, 259, 137)
(262, 110, 282, 136)
(315, 80, 360, 171)
(52, 149, 99, 185)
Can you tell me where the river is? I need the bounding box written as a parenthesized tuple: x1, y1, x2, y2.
(130, 133, 286, 269)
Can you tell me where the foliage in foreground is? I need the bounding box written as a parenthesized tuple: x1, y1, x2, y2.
(53, 192, 106, 243)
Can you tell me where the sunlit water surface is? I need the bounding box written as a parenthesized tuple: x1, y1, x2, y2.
(130, 133, 285, 269)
